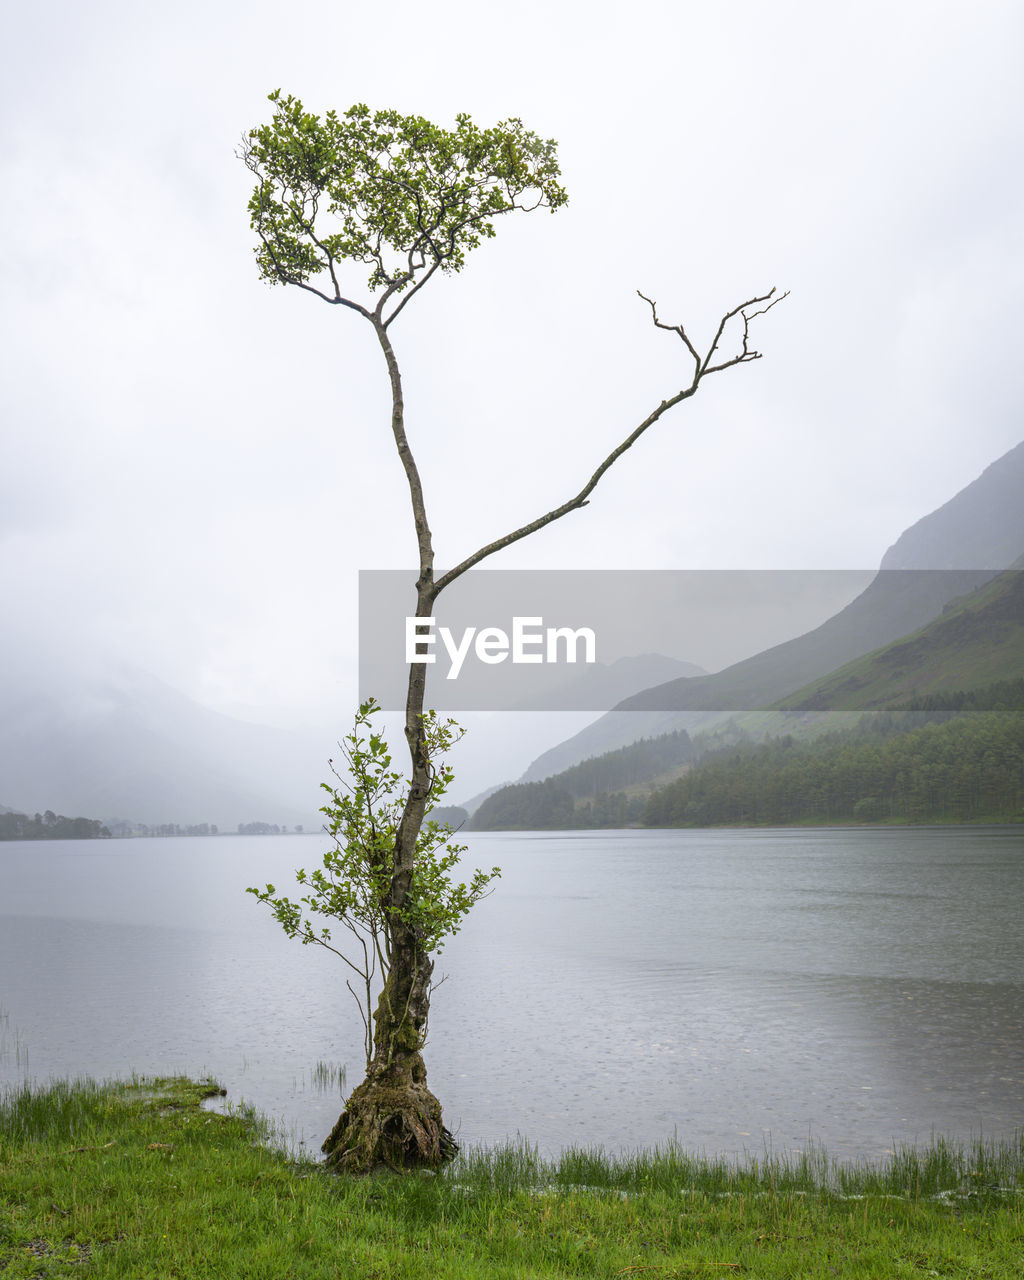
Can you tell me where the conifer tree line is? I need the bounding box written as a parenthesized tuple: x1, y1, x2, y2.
(470, 731, 694, 829)
(643, 709, 1024, 827)
(471, 681, 1024, 830)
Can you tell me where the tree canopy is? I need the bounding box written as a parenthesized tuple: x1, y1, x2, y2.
(242, 92, 567, 322)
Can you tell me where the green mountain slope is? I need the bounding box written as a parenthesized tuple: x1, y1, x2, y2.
(520, 439, 1024, 781)
(779, 567, 1024, 711)
(473, 568, 1024, 831)
(473, 471, 1024, 829)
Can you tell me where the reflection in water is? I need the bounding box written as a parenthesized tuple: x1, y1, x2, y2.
(0, 826, 1022, 1159)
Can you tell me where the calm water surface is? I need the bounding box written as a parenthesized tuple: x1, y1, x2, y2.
(1, 826, 1022, 1161)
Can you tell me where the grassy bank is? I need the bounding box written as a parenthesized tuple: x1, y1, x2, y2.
(1, 1076, 1021, 1278)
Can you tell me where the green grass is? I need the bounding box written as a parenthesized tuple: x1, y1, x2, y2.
(1, 1076, 1022, 1277)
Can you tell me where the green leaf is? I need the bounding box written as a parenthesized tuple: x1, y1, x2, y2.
(241, 93, 567, 305)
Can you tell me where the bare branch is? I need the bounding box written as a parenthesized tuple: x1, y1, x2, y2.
(637, 291, 702, 370)
(701, 288, 789, 374)
(302, 931, 368, 976)
(346, 978, 372, 1069)
(433, 386, 697, 593)
(433, 288, 786, 595)
(381, 257, 444, 327)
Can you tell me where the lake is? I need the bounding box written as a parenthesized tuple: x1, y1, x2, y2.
(1, 826, 1022, 1162)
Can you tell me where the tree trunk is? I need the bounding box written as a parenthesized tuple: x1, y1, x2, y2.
(321, 320, 456, 1173)
(321, 656, 458, 1173)
(321, 917, 457, 1171)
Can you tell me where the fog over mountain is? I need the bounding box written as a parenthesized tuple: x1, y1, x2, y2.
(879, 440, 1024, 571)
(0, 644, 704, 828)
(3, 440, 1022, 826)
(2, 2, 1022, 817)
(0, 649, 321, 829)
(517, 439, 1024, 782)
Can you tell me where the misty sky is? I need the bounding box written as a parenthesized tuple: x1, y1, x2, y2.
(3, 1, 1023, 775)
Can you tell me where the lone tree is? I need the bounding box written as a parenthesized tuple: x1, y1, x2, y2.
(241, 91, 785, 1173)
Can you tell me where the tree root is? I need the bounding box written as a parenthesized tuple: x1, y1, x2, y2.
(321, 1073, 458, 1174)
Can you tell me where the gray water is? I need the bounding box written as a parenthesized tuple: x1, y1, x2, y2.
(1, 826, 1022, 1162)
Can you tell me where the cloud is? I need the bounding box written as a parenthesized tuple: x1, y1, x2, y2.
(1, 0, 1021, 753)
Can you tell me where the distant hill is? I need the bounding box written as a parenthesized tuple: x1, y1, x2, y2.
(458, 782, 508, 816)
(505, 653, 707, 711)
(429, 805, 469, 829)
(519, 439, 1024, 781)
(878, 441, 1024, 571)
(779, 565, 1024, 711)
(471, 729, 696, 830)
(0, 664, 324, 829)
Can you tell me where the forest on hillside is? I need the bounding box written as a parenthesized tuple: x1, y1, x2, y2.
(469, 731, 693, 830)
(643, 707, 1024, 827)
(470, 680, 1024, 830)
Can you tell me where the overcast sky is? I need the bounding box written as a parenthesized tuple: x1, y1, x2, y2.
(3, 0, 1022, 768)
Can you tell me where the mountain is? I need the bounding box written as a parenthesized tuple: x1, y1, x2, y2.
(520, 439, 1024, 781)
(470, 727, 697, 829)
(459, 781, 511, 816)
(878, 442, 1024, 571)
(779, 563, 1024, 711)
(520, 570, 997, 779)
(480, 567, 1024, 830)
(507, 653, 706, 711)
(0, 664, 324, 830)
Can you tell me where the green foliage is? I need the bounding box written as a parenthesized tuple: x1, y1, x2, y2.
(643, 706, 1024, 827)
(895, 675, 1024, 713)
(470, 778, 576, 830)
(242, 91, 567, 303)
(478, 681, 1024, 831)
(247, 701, 498, 1062)
(554, 729, 694, 798)
(574, 790, 646, 827)
(471, 781, 648, 831)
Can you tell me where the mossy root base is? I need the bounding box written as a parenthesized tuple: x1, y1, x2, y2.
(321, 1074, 458, 1173)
